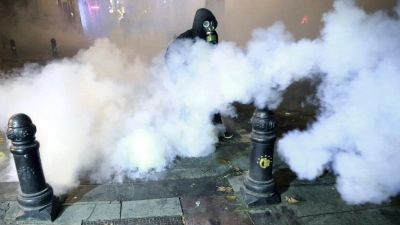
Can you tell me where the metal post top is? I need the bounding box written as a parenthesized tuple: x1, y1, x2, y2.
(251, 108, 276, 134)
(8, 113, 33, 128)
(253, 108, 274, 119)
(7, 113, 37, 144)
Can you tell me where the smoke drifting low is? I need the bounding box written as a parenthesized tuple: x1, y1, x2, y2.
(0, 0, 399, 205)
(278, 1, 400, 204)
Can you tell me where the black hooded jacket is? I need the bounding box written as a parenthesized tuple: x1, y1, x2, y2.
(165, 8, 218, 62)
(176, 8, 218, 41)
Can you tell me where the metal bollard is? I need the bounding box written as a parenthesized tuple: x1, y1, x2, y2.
(9, 39, 17, 58)
(50, 38, 59, 59)
(6, 113, 60, 221)
(242, 108, 280, 207)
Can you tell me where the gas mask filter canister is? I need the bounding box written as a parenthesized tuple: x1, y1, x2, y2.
(203, 20, 217, 44)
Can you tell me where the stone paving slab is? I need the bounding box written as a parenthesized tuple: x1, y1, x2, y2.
(300, 206, 400, 225)
(55, 203, 96, 224)
(83, 216, 183, 225)
(65, 177, 229, 204)
(64, 200, 112, 206)
(228, 174, 246, 193)
(87, 203, 121, 221)
(0, 202, 7, 222)
(131, 177, 229, 200)
(180, 196, 253, 225)
(158, 167, 225, 180)
(1, 201, 18, 223)
(278, 185, 354, 217)
(249, 206, 301, 225)
(64, 185, 98, 203)
(0, 134, 14, 184)
(270, 205, 303, 225)
(121, 198, 182, 219)
(0, 183, 18, 201)
(249, 207, 288, 225)
(65, 184, 132, 204)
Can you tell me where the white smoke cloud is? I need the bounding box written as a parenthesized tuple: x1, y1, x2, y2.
(278, 0, 400, 204)
(0, 37, 226, 193)
(0, 0, 399, 205)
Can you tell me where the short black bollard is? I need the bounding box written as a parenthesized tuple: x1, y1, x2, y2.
(242, 108, 280, 207)
(6, 113, 60, 221)
(9, 39, 17, 58)
(50, 38, 59, 59)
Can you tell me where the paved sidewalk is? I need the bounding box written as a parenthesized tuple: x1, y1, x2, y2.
(1, 93, 400, 224)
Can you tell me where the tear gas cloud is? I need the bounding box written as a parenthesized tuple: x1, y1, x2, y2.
(0, 1, 90, 58)
(0, 0, 399, 205)
(278, 1, 400, 204)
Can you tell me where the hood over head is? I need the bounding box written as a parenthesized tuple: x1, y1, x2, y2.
(192, 8, 218, 40)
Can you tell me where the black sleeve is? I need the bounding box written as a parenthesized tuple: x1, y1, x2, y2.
(165, 30, 193, 63)
(175, 30, 193, 40)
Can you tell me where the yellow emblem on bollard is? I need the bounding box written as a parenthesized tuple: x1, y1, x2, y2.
(257, 155, 272, 169)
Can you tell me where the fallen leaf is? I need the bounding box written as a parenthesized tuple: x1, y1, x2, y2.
(218, 158, 231, 164)
(217, 186, 227, 192)
(225, 196, 237, 201)
(285, 196, 300, 204)
(234, 169, 249, 175)
(217, 186, 233, 193)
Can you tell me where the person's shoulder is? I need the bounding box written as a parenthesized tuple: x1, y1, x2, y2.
(167, 29, 193, 48)
(165, 30, 193, 62)
(176, 29, 193, 40)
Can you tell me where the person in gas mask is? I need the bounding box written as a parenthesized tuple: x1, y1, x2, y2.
(165, 8, 233, 139)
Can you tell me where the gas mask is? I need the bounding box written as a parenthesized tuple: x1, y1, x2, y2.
(203, 20, 217, 44)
